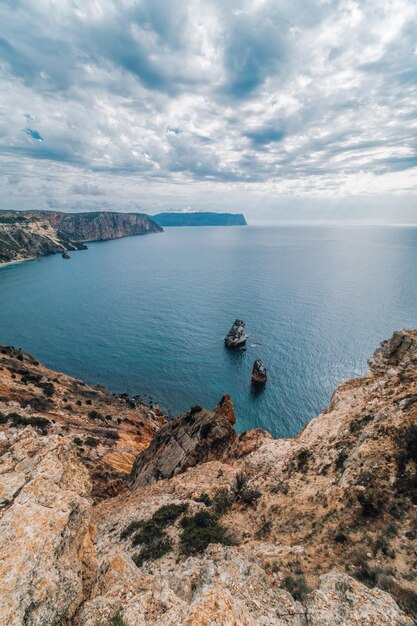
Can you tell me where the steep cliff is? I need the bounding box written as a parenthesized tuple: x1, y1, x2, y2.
(1, 332, 416, 624)
(0, 210, 162, 264)
(37, 210, 162, 242)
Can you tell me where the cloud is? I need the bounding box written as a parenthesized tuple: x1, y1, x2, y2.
(70, 183, 105, 196)
(0, 0, 416, 221)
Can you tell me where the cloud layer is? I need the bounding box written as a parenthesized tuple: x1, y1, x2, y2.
(0, 0, 416, 221)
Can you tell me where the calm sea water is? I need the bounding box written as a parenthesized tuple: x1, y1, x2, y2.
(1, 225, 416, 437)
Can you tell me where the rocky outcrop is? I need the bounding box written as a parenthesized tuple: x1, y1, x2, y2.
(1, 331, 417, 625)
(368, 329, 417, 374)
(224, 319, 247, 348)
(214, 393, 236, 425)
(40, 210, 162, 243)
(0, 210, 162, 264)
(130, 400, 237, 487)
(252, 358, 267, 384)
(0, 344, 165, 498)
(0, 430, 97, 625)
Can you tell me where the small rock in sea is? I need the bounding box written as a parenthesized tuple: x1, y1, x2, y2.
(62, 251, 71, 259)
(224, 319, 247, 348)
(251, 358, 267, 385)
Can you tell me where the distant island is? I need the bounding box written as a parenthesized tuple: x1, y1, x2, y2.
(152, 212, 247, 227)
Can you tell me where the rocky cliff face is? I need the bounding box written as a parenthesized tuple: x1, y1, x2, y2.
(37, 210, 162, 243)
(1, 332, 416, 625)
(0, 210, 162, 264)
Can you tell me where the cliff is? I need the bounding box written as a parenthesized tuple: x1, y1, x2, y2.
(0, 210, 162, 264)
(152, 212, 247, 226)
(1, 331, 417, 624)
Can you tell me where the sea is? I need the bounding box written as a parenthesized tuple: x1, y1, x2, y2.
(1, 224, 416, 438)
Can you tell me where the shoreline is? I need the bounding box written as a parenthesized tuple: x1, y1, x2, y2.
(0, 256, 35, 268)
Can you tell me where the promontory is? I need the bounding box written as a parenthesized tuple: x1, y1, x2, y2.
(0, 210, 162, 264)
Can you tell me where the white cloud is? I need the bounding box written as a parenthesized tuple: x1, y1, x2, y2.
(0, 0, 416, 222)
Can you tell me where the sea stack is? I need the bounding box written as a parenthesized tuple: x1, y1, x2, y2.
(61, 251, 71, 259)
(224, 319, 247, 348)
(252, 358, 267, 385)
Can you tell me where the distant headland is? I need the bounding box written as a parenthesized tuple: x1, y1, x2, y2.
(0, 210, 162, 264)
(152, 212, 247, 227)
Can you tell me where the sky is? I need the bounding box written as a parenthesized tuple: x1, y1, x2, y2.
(0, 0, 416, 224)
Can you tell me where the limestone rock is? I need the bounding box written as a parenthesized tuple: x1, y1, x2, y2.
(368, 329, 417, 374)
(130, 402, 237, 487)
(0, 429, 97, 625)
(252, 358, 267, 384)
(224, 319, 247, 348)
(214, 393, 236, 425)
(306, 572, 412, 625)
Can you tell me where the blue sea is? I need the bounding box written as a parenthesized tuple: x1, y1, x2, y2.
(1, 225, 416, 437)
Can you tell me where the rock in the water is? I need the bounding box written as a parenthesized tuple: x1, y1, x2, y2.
(224, 319, 247, 348)
(252, 358, 267, 384)
(62, 251, 71, 259)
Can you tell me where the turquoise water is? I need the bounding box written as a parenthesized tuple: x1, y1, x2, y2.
(1, 225, 416, 437)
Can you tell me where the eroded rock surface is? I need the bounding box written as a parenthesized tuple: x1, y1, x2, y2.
(130, 400, 237, 487)
(1, 331, 417, 625)
(0, 430, 97, 625)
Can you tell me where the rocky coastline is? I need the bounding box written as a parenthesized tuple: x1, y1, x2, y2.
(0, 331, 417, 624)
(0, 210, 162, 264)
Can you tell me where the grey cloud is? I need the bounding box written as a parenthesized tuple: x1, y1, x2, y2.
(0, 0, 416, 217)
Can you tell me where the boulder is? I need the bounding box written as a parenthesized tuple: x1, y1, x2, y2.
(224, 319, 247, 348)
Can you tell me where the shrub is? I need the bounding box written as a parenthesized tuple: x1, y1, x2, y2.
(179, 510, 234, 556)
(357, 492, 383, 519)
(107, 612, 129, 626)
(133, 534, 172, 567)
(120, 521, 142, 540)
(281, 575, 310, 601)
(151, 503, 188, 527)
(0, 412, 8, 424)
(212, 489, 234, 516)
(296, 449, 312, 473)
(73, 437, 83, 446)
(194, 493, 212, 507)
(38, 382, 54, 397)
(84, 436, 98, 447)
(234, 473, 261, 506)
(88, 410, 102, 420)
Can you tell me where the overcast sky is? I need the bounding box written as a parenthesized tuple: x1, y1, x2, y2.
(1, 0, 416, 223)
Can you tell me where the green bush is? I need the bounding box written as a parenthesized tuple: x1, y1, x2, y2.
(84, 436, 98, 447)
(151, 503, 188, 526)
(179, 510, 234, 556)
(194, 493, 212, 507)
(133, 534, 172, 567)
(357, 492, 383, 519)
(212, 489, 234, 515)
(120, 521, 142, 540)
(107, 613, 128, 626)
(234, 473, 261, 506)
(280, 575, 310, 601)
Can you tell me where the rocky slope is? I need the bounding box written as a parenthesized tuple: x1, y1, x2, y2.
(0, 210, 162, 264)
(1, 331, 417, 625)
